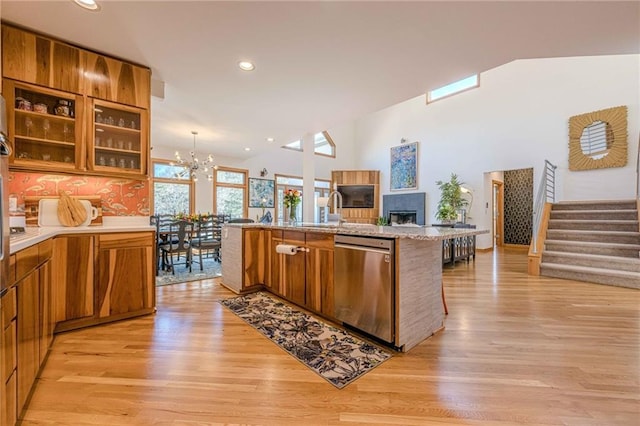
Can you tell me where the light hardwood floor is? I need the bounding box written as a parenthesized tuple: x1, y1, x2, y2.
(22, 248, 639, 425)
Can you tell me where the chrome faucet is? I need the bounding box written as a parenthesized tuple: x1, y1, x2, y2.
(327, 190, 344, 224)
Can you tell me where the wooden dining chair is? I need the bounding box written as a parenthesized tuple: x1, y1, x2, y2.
(191, 215, 223, 270)
(159, 220, 194, 274)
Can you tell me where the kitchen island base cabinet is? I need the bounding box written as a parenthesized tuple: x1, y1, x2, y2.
(220, 227, 267, 294)
(305, 233, 334, 316)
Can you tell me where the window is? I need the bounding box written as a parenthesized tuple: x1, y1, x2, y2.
(275, 175, 331, 223)
(213, 167, 248, 219)
(282, 131, 336, 157)
(314, 131, 335, 157)
(427, 74, 479, 103)
(151, 159, 194, 215)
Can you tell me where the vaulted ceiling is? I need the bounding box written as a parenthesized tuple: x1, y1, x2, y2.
(3, 1, 639, 159)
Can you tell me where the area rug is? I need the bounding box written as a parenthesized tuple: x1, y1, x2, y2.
(219, 291, 392, 388)
(156, 256, 222, 286)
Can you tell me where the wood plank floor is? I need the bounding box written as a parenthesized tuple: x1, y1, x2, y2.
(22, 248, 640, 425)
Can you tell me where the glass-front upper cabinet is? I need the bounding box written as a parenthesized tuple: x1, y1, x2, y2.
(89, 98, 148, 176)
(4, 79, 84, 170)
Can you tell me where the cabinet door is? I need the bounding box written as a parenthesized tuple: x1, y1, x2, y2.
(269, 232, 284, 296)
(2, 25, 84, 94)
(282, 231, 306, 306)
(3, 372, 17, 426)
(88, 98, 148, 177)
(52, 236, 94, 323)
(17, 269, 39, 413)
(243, 229, 265, 288)
(84, 51, 150, 109)
(305, 233, 334, 315)
(96, 233, 155, 317)
(4, 79, 85, 171)
(38, 261, 53, 363)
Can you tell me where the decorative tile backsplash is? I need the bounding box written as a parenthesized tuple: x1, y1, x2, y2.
(8, 171, 149, 216)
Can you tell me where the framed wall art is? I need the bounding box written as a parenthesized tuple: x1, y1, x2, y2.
(390, 141, 418, 191)
(248, 178, 275, 207)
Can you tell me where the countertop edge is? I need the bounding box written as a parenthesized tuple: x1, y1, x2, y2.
(224, 222, 489, 241)
(10, 225, 155, 254)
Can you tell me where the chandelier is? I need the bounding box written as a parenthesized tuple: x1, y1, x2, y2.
(171, 131, 217, 182)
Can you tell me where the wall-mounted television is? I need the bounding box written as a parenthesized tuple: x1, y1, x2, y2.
(337, 185, 375, 208)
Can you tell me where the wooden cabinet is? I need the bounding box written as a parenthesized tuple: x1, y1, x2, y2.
(96, 232, 154, 318)
(1, 288, 17, 426)
(242, 229, 266, 289)
(88, 98, 148, 176)
(2, 23, 151, 178)
(16, 269, 39, 413)
(2, 25, 84, 94)
(331, 170, 380, 224)
(3, 80, 85, 171)
(84, 51, 150, 109)
(305, 233, 334, 315)
(52, 235, 95, 326)
(280, 231, 306, 306)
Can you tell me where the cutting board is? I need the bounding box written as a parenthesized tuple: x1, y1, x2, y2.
(24, 196, 103, 227)
(38, 199, 96, 227)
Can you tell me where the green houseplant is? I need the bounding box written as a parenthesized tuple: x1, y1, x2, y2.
(435, 173, 468, 223)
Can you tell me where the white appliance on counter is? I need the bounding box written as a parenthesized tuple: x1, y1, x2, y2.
(0, 95, 12, 295)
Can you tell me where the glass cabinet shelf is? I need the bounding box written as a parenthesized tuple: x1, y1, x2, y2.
(90, 100, 147, 175)
(5, 80, 81, 169)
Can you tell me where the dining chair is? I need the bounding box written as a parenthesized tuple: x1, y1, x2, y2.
(153, 214, 177, 274)
(159, 220, 194, 274)
(191, 215, 223, 270)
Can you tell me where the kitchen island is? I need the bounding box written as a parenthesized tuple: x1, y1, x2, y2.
(221, 222, 488, 352)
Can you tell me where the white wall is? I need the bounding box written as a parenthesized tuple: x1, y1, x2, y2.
(151, 120, 357, 218)
(353, 54, 640, 248)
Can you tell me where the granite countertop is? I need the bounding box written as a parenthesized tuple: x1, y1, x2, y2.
(225, 222, 489, 241)
(10, 216, 154, 254)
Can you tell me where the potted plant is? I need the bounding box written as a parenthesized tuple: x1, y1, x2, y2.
(435, 173, 468, 223)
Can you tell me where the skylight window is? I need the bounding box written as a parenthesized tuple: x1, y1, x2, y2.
(427, 74, 479, 103)
(282, 131, 336, 157)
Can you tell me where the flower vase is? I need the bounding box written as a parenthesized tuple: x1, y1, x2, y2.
(289, 208, 297, 224)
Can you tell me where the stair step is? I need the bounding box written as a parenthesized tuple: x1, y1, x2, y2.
(544, 240, 640, 258)
(547, 219, 639, 232)
(542, 251, 640, 272)
(552, 200, 637, 211)
(540, 262, 640, 289)
(550, 209, 638, 221)
(546, 229, 640, 245)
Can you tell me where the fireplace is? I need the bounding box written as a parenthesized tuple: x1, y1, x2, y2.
(389, 210, 417, 226)
(382, 192, 426, 226)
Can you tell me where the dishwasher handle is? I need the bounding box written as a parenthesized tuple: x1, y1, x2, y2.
(334, 243, 391, 255)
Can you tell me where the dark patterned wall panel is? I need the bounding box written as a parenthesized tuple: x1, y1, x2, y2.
(504, 168, 533, 245)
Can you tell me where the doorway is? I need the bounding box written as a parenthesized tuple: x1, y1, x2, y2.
(492, 180, 504, 247)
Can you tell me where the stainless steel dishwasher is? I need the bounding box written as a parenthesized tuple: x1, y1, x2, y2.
(334, 234, 394, 343)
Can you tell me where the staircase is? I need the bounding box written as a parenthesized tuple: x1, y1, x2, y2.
(540, 200, 640, 289)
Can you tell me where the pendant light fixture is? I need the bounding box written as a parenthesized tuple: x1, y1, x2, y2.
(171, 131, 217, 182)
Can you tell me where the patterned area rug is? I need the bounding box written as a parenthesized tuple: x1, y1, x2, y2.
(155, 256, 222, 286)
(219, 291, 393, 388)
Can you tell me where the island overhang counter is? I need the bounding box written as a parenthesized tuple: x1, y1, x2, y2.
(221, 223, 488, 352)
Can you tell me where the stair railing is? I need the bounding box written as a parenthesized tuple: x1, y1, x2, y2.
(532, 160, 557, 254)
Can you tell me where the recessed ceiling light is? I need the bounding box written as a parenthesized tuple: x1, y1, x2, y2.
(266, 137, 275, 143)
(73, 0, 100, 11)
(244, 147, 251, 151)
(238, 61, 255, 71)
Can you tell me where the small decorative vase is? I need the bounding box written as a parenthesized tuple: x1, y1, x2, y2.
(289, 208, 297, 224)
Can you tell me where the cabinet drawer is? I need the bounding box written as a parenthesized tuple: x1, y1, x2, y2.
(98, 232, 153, 249)
(39, 238, 53, 263)
(9, 254, 16, 286)
(2, 286, 16, 327)
(15, 244, 39, 282)
(3, 319, 17, 383)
